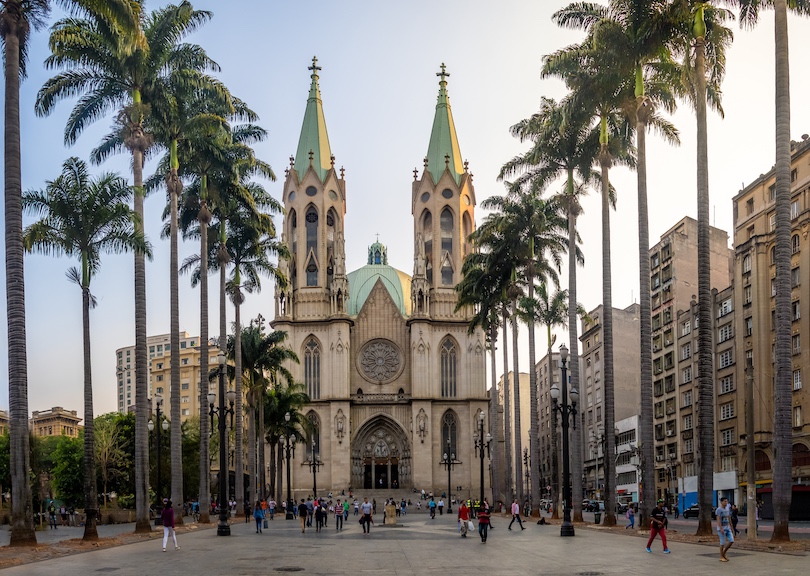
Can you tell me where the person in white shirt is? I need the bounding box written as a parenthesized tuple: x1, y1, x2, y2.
(508, 499, 525, 530)
(360, 497, 373, 534)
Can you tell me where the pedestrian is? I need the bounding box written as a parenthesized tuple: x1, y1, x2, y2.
(645, 499, 671, 554)
(438, 498, 444, 515)
(60, 505, 68, 526)
(730, 503, 739, 535)
(306, 498, 314, 527)
(508, 498, 525, 530)
(458, 500, 470, 538)
(625, 505, 635, 529)
(716, 497, 734, 562)
(477, 506, 490, 543)
(161, 499, 179, 552)
(429, 497, 436, 519)
(343, 499, 350, 520)
(335, 499, 344, 530)
(253, 500, 264, 533)
(269, 499, 276, 520)
(314, 501, 325, 532)
(673, 504, 679, 519)
(360, 497, 374, 535)
(47, 503, 58, 529)
(297, 499, 308, 533)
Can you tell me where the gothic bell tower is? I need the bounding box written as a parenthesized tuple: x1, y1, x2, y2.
(411, 64, 476, 319)
(275, 57, 349, 321)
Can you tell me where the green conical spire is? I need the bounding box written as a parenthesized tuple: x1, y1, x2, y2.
(425, 63, 463, 185)
(295, 56, 333, 182)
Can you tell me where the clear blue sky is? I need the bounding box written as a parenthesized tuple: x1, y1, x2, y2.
(1, 1, 808, 418)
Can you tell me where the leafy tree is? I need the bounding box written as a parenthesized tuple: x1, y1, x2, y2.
(51, 434, 83, 508)
(94, 414, 128, 508)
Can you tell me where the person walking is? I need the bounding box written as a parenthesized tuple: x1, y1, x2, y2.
(730, 503, 739, 536)
(297, 499, 308, 533)
(477, 506, 490, 543)
(244, 499, 250, 523)
(268, 499, 276, 520)
(253, 500, 264, 533)
(353, 499, 360, 516)
(314, 501, 325, 532)
(716, 497, 734, 562)
(429, 497, 437, 519)
(360, 497, 374, 535)
(458, 500, 470, 538)
(47, 503, 58, 529)
(161, 499, 179, 552)
(645, 499, 670, 554)
(625, 505, 635, 529)
(335, 499, 344, 531)
(508, 499, 525, 530)
(438, 498, 444, 515)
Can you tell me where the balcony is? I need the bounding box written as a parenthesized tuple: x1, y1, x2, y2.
(350, 392, 411, 404)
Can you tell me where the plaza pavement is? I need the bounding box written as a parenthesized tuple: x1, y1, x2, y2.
(0, 510, 805, 575)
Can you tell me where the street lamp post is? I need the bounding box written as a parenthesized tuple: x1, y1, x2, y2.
(208, 351, 236, 536)
(147, 397, 169, 526)
(281, 411, 297, 520)
(667, 453, 678, 512)
(590, 426, 605, 500)
(473, 411, 492, 507)
(523, 448, 530, 504)
(550, 343, 579, 537)
(441, 441, 455, 513)
(308, 439, 322, 499)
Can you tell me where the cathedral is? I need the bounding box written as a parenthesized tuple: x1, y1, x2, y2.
(272, 58, 489, 499)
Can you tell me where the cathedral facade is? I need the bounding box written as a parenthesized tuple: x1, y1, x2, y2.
(272, 59, 488, 499)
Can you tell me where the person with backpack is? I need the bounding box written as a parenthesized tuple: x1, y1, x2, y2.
(625, 505, 635, 529)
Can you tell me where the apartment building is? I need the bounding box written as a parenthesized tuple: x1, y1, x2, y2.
(536, 351, 561, 500)
(30, 406, 81, 438)
(649, 216, 733, 503)
(498, 371, 531, 500)
(732, 135, 810, 519)
(579, 303, 642, 500)
(615, 414, 641, 505)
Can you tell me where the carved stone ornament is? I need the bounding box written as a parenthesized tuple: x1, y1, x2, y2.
(358, 339, 403, 384)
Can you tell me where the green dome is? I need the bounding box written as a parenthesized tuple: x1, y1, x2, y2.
(348, 241, 412, 316)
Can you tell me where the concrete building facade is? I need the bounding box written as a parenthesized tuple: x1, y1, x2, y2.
(30, 406, 81, 438)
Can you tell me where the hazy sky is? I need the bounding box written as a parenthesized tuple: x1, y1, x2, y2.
(1, 1, 809, 419)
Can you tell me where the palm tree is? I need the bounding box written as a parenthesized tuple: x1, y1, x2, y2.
(553, 0, 680, 527)
(22, 157, 150, 541)
(726, 0, 810, 543)
(265, 382, 309, 503)
(1, 0, 51, 547)
(36, 1, 210, 534)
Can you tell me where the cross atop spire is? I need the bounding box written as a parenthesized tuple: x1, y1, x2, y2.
(437, 63, 450, 83)
(309, 56, 321, 75)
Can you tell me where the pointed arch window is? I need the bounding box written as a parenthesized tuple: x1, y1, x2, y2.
(374, 249, 382, 264)
(440, 338, 457, 397)
(422, 210, 433, 283)
(290, 209, 298, 256)
(307, 411, 321, 461)
(463, 212, 473, 257)
(441, 410, 458, 458)
(304, 338, 321, 399)
(306, 206, 318, 255)
(440, 208, 454, 285)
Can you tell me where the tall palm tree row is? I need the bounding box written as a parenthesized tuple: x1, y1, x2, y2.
(22, 157, 150, 541)
(265, 381, 309, 504)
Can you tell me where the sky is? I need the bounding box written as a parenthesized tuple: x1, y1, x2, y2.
(1, 0, 809, 419)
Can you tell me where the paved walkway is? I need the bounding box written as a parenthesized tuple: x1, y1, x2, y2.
(0, 511, 805, 575)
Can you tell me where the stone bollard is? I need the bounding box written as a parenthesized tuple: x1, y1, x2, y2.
(384, 503, 397, 526)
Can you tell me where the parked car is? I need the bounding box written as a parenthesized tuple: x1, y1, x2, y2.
(616, 502, 629, 514)
(583, 500, 604, 512)
(682, 504, 716, 519)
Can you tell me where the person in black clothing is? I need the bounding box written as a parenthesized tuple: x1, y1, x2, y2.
(730, 503, 739, 535)
(645, 499, 671, 553)
(297, 499, 309, 533)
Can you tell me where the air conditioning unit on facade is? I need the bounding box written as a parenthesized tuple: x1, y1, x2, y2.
(666, 431, 675, 437)
(655, 455, 664, 462)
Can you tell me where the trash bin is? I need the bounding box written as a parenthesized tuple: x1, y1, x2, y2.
(594, 512, 602, 524)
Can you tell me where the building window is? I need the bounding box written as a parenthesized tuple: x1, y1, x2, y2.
(769, 212, 776, 231)
(182, 358, 189, 365)
(793, 234, 801, 254)
(745, 317, 753, 337)
(684, 438, 694, 453)
(180, 341, 187, 349)
(681, 320, 691, 337)
(793, 300, 801, 322)
(682, 390, 692, 407)
(719, 349, 733, 369)
(792, 267, 800, 288)
(794, 369, 802, 391)
(718, 324, 732, 343)
(156, 375, 163, 382)
(720, 401, 735, 420)
(681, 366, 692, 384)
(441, 338, 458, 397)
(795, 406, 803, 428)
(683, 414, 693, 430)
(718, 299, 732, 317)
(440, 208, 454, 285)
(720, 427, 735, 446)
(681, 343, 691, 360)
(441, 411, 458, 457)
(742, 254, 752, 273)
(791, 200, 800, 220)
(181, 408, 189, 416)
(181, 382, 189, 390)
(307, 412, 320, 460)
(304, 338, 321, 400)
(793, 334, 801, 355)
(744, 285, 752, 305)
(181, 396, 189, 404)
(719, 375, 735, 394)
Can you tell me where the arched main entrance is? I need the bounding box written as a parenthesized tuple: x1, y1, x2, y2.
(351, 416, 411, 490)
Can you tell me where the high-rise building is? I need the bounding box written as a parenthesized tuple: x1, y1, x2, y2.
(649, 216, 733, 503)
(731, 136, 810, 518)
(497, 371, 530, 500)
(271, 60, 489, 501)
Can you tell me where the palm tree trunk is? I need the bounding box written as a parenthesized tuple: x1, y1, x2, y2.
(548, 331, 559, 519)
(488, 325, 502, 505)
(234, 298, 245, 513)
(82, 285, 99, 541)
(771, 0, 793, 542)
(501, 310, 513, 501)
(276, 447, 283, 504)
(258, 391, 267, 499)
(511, 308, 524, 505)
(636, 97, 655, 529)
(168, 160, 183, 526)
(218, 224, 228, 503)
(198, 198, 211, 523)
(694, 33, 715, 537)
(566, 198, 584, 523)
(527, 277, 541, 515)
(132, 143, 150, 534)
(600, 147, 617, 527)
(4, 23, 36, 546)
(247, 393, 257, 507)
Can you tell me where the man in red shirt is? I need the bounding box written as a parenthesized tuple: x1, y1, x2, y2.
(457, 501, 470, 538)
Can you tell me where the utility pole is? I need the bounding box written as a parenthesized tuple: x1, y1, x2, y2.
(745, 358, 757, 540)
